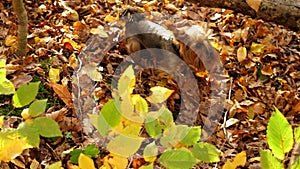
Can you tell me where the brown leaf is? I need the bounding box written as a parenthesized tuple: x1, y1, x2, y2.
(246, 0, 261, 12)
(261, 65, 273, 76)
(48, 82, 73, 107)
(10, 72, 33, 88)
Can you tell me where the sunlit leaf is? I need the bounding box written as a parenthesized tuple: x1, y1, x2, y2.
(49, 67, 61, 83)
(237, 46, 247, 62)
(100, 154, 128, 169)
(260, 150, 284, 169)
(28, 99, 47, 117)
(18, 121, 40, 147)
(48, 161, 63, 169)
(160, 125, 190, 148)
(295, 126, 300, 142)
(104, 14, 119, 23)
(0, 116, 4, 128)
(106, 134, 144, 157)
(13, 81, 40, 108)
(78, 153, 95, 169)
(159, 148, 198, 169)
(0, 79, 15, 95)
(5, 35, 17, 47)
(143, 142, 157, 162)
(180, 126, 201, 146)
(250, 43, 265, 55)
(0, 129, 32, 162)
(33, 117, 62, 138)
(146, 86, 174, 103)
(118, 65, 136, 97)
(223, 151, 246, 169)
(266, 107, 293, 160)
(139, 163, 154, 169)
(131, 94, 148, 115)
(190, 142, 221, 163)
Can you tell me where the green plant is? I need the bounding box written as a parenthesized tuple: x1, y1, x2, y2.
(0, 63, 62, 162)
(260, 107, 300, 169)
(89, 65, 222, 169)
(69, 144, 100, 164)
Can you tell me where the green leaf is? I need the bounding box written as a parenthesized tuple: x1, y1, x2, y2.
(266, 107, 293, 160)
(260, 150, 284, 169)
(143, 142, 158, 162)
(100, 99, 121, 128)
(0, 60, 7, 81)
(118, 65, 136, 97)
(159, 148, 198, 169)
(181, 126, 201, 146)
(96, 99, 122, 136)
(83, 144, 100, 157)
(13, 81, 40, 108)
(28, 99, 47, 117)
(145, 106, 174, 138)
(33, 117, 62, 138)
(291, 156, 300, 169)
(139, 163, 153, 169)
(160, 125, 190, 148)
(0, 79, 15, 95)
(48, 161, 62, 169)
(294, 126, 300, 143)
(190, 142, 221, 163)
(17, 121, 40, 147)
(145, 116, 163, 138)
(106, 134, 144, 157)
(157, 106, 174, 129)
(70, 149, 83, 164)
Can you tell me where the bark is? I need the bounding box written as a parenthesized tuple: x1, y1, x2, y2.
(190, 0, 300, 31)
(12, 0, 28, 57)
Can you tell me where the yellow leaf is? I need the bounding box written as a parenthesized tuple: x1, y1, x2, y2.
(21, 108, 31, 120)
(0, 129, 32, 162)
(48, 161, 63, 169)
(237, 46, 247, 62)
(146, 86, 174, 103)
(131, 94, 148, 115)
(5, 35, 17, 47)
(246, 0, 262, 12)
(250, 43, 265, 55)
(104, 14, 119, 23)
(223, 151, 247, 169)
(108, 154, 128, 169)
(0, 116, 4, 128)
(49, 67, 61, 83)
(78, 153, 95, 169)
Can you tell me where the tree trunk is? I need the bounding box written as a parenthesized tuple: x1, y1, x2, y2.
(190, 0, 300, 31)
(12, 0, 28, 57)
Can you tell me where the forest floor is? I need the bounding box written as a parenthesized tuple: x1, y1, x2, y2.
(0, 0, 299, 168)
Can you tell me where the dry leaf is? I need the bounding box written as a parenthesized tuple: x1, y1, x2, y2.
(237, 46, 247, 62)
(48, 82, 72, 106)
(5, 35, 17, 47)
(246, 0, 262, 12)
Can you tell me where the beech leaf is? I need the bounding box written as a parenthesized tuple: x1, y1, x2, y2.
(266, 107, 293, 160)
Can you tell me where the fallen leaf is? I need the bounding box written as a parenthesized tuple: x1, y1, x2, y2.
(48, 82, 72, 107)
(246, 0, 262, 12)
(237, 46, 247, 62)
